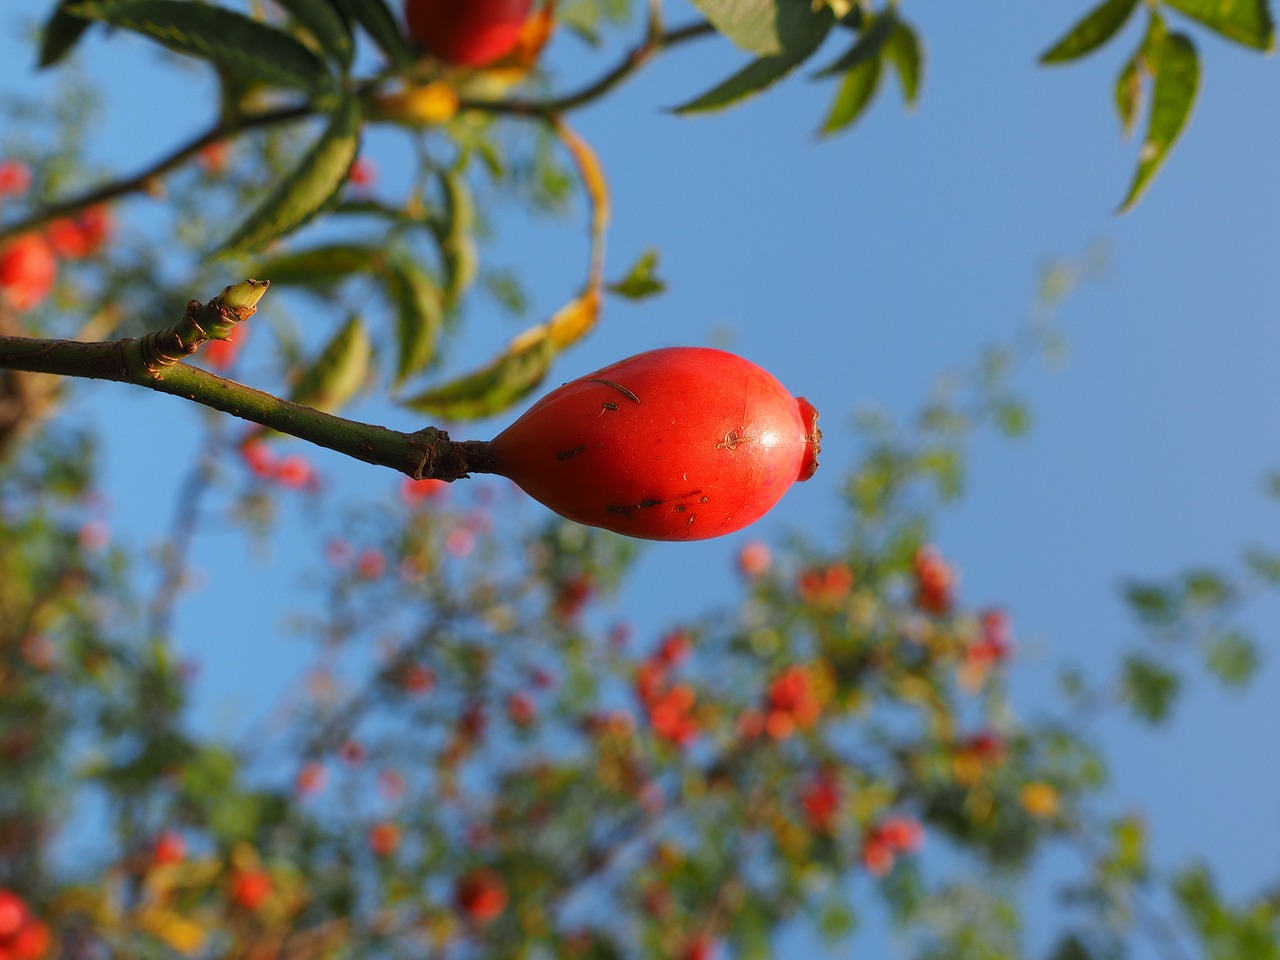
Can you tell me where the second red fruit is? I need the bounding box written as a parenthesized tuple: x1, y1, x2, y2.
(404, 0, 533, 67)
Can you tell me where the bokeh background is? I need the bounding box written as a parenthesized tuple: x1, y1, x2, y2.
(4, 1, 1279, 954)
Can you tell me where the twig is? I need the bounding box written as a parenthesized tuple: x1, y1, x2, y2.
(0, 280, 497, 481)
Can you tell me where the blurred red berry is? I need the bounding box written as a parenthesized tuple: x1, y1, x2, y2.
(737, 540, 772, 578)
(348, 157, 377, 188)
(736, 707, 765, 739)
(445, 526, 476, 557)
(862, 836, 895, 877)
(230, 869, 273, 912)
(239, 438, 276, 479)
(369, 821, 401, 858)
(198, 140, 230, 174)
(683, 934, 718, 960)
(0, 891, 29, 939)
(553, 575, 593, 620)
(797, 563, 854, 606)
(633, 660, 668, 707)
(0, 161, 32, 198)
(455, 868, 508, 925)
(649, 684, 699, 747)
(47, 205, 112, 259)
(274, 455, 313, 489)
(800, 774, 840, 831)
(765, 665, 821, 738)
(295, 761, 328, 797)
(506, 692, 537, 729)
(204, 323, 249, 371)
(153, 830, 187, 866)
(0, 234, 56, 311)
(913, 545, 955, 614)
(878, 816, 925, 853)
(655, 630, 692, 667)
(356, 549, 386, 579)
(339, 739, 366, 765)
(8, 918, 50, 960)
(399, 662, 436, 695)
(401, 477, 448, 504)
(378, 768, 407, 802)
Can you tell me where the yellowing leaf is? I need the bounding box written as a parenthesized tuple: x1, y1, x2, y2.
(554, 119, 610, 288)
(137, 906, 208, 955)
(546, 288, 601, 348)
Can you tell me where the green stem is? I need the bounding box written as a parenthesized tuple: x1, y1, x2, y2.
(0, 103, 314, 245)
(0, 282, 496, 481)
(457, 20, 717, 117)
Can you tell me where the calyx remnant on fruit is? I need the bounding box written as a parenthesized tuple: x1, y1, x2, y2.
(489, 347, 821, 541)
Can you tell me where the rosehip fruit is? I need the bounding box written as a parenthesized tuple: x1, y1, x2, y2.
(489, 347, 820, 541)
(0, 234, 56, 311)
(404, 0, 532, 67)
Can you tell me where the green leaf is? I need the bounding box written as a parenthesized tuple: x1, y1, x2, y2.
(674, 8, 833, 113)
(689, 0, 830, 56)
(607, 249, 666, 300)
(1118, 30, 1199, 212)
(1107, 814, 1148, 879)
(1122, 654, 1180, 723)
(1242, 546, 1280, 584)
(274, 0, 354, 68)
(884, 20, 924, 106)
(289, 315, 372, 413)
(435, 170, 477, 309)
(1039, 0, 1141, 64)
(1181, 569, 1231, 609)
(1204, 630, 1259, 687)
(400, 336, 557, 421)
(254, 243, 383, 286)
(218, 94, 361, 255)
(69, 0, 330, 91)
(992, 397, 1032, 437)
(328, 0, 415, 67)
(819, 55, 883, 135)
(1114, 45, 1146, 137)
(813, 10, 897, 78)
(558, 0, 604, 45)
(1164, 0, 1275, 50)
(386, 259, 444, 387)
(38, 2, 93, 68)
(1123, 581, 1178, 626)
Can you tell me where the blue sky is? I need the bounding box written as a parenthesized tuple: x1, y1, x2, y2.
(5, 0, 1280, 953)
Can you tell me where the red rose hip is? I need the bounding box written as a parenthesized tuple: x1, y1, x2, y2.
(489, 347, 820, 541)
(404, 0, 533, 67)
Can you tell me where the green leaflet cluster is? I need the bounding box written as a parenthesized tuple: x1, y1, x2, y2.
(680, 0, 1273, 210)
(1041, 0, 1273, 210)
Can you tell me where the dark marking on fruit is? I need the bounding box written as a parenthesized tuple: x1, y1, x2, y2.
(674, 504, 687, 513)
(716, 430, 756, 451)
(605, 495, 666, 519)
(699, 496, 709, 504)
(556, 445, 586, 461)
(588, 378, 640, 404)
(600, 401, 619, 414)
